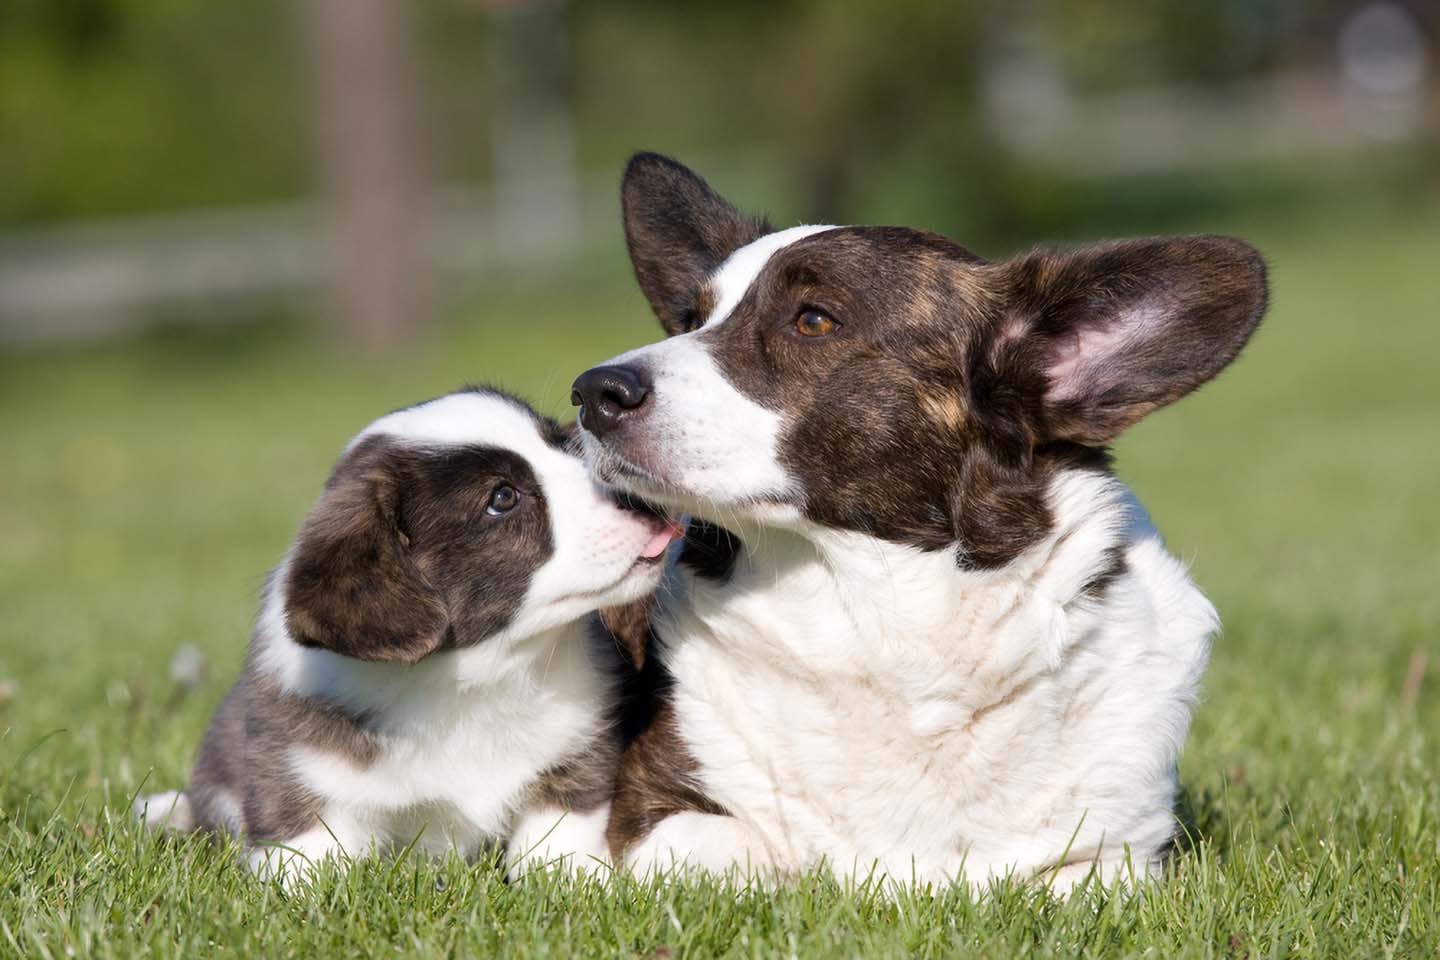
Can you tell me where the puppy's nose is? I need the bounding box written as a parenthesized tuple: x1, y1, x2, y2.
(571, 365, 651, 437)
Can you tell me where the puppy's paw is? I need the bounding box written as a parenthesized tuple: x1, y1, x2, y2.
(133, 790, 195, 833)
(506, 804, 612, 880)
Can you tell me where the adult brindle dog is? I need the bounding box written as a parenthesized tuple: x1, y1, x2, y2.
(573, 153, 1268, 890)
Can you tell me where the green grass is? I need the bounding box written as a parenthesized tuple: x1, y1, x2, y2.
(2, 209, 1438, 958)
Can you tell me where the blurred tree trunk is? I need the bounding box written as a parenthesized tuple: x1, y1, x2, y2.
(302, 0, 430, 348)
(483, 0, 581, 259)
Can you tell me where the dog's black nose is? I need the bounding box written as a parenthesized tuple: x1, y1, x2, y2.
(571, 365, 651, 437)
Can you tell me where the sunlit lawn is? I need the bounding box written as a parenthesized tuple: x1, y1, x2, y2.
(2, 207, 1437, 957)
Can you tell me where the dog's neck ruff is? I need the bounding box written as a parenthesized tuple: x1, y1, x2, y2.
(648, 467, 1216, 883)
(666, 470, 1127, 670)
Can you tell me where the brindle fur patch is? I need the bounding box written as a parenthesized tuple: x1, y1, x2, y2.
(188, 622, 385, 841)
(285, 432, 556, 662)
(606, 601, 729, 861)
(608, 676, 729, 860)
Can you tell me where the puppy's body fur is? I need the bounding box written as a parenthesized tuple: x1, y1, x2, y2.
(151, 578, 620, 876)
(574, 154, 1268, 889)
(137, 389, 674, 880)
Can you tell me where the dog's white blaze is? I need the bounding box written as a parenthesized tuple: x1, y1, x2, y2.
(602, 334, 792, 503)
(705, 224, 837, 328)
(629, 469, 1216, 890)
(590, 225, 837, 506)
(352, 390, 542, 452)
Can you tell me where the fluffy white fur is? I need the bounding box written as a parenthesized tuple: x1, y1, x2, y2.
(632, 472, 1213, 890)
(587, 229, 1217, 891)
(252, 611, 616, 878)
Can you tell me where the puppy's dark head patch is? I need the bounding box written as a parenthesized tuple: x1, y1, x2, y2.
(284, 434, 554, 663)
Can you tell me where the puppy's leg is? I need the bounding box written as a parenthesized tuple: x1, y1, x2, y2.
(246, 811, 368, 889)
(136, 681, 250, 838)
(133, 790, 195, 833)
(506, 803, 612, 879)
(624, 811, 776, 882)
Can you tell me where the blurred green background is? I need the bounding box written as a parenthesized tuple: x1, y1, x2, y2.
(1, 2, 1438, 952)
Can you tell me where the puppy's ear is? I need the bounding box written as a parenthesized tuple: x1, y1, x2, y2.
(284, 454, 448, 664)
(622, 152, 768, 336)
(986, 235, 1268, 446)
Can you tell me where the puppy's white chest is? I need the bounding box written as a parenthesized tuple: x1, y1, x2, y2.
(290, 688, 599, 855)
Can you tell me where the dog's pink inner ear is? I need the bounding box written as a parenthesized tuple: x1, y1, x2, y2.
(1044, 327, 1088, 402)
(1045, 298, 1171, 404)
(1005, 235, 1268, 446)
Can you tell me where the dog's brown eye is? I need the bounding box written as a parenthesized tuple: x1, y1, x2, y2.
(486, 484, 519, 516)
(795, 308, 838, 338)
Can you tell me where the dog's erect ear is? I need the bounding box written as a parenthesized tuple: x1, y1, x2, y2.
(987, 235, 1268, 446)
(284, 457, 448, 664)
(622, 152, 769, 336)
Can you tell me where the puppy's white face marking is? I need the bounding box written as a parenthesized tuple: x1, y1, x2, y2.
(257, 390, 668, 702)
(582, 225, 835, 511)
(364, 391, 665, 643)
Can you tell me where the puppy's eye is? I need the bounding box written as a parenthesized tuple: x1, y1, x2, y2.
(795, 308, 839, 338)
(486, 484, 520, 516)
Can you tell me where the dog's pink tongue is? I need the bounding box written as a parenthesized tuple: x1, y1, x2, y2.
(641, 522, 685, 559)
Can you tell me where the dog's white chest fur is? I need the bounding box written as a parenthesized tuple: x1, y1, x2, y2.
(647, 472, 1216, 885)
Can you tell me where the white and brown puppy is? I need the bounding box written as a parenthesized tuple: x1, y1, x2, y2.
(135, 388, 681, 882)
(571, 154, 1269, 891)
